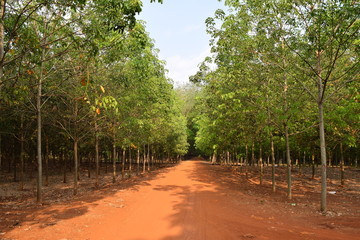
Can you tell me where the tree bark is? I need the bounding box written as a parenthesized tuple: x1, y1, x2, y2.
(259, 145, 263, 185)
(251, 143, 255, 167)
(87, 153, 91, 178)
(19, 115, 25, 190)
(151, 151, 154, 169)
(12, 138, 17, 182)
(236, 150, 239, 167)
(72, 97, 79, 195)
(318, 101, 327, 212)
(147, 144, 150, 171)
(281, 36, 292, 200)
(129, 145, 132, 174)
(211, 153, 216, 164)
(340, 142, 345, 185)
(122, 148, 125, 179)
(271, 136, 276, 192)
(314, 39, 327, 212)
(142, 145, 146, 173)
(137, 148, 140, 175)
(285, 124, 292, 200)
(95, 120, 99, 188)
(36, 41, 46, 203)
(312, 152, 316, 179)
(245, 144, 248, 179)
(112, 134, 116, 183)
(104, 153, 108, 174)
(73, 139, 79, 195)
(62, 151, 67, 183)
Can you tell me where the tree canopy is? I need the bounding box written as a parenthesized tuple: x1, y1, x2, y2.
(190, 0, 359, 212)
(0, 0, 187, 201)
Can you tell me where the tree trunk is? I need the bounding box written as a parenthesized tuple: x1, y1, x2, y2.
(259, 146, 263, 185)
(236, 150, 239, 167)
(87, 154, 91, 178)
(226, 151, 230, 166)
(340, 142, 345, 185)
(104, 153, 108, 174)
(312, 152, 316, 179)
(316, 44, 327, 212)
(137, 148, 140, 175)
(72, 96, 80, 195)
(142, 145, 146, 174)
(73, 139, 79, 195)
(12, 139, 17, 182)
(77, 151, 80, 181)
(318, 101, 327, 212)
(271, 136, 276, 192)
(211, 153, 216, 164)
(45, 137, 49, 186)
(36, 42, 46, 203)
(112, 136, 116, 184)
(95, 120, 99, 188)
(62, 151, 67, 183)
(285, 124, 292, 200)
(151, 152, 154, 169)
(245, 144, 248, 179)
(251, 143, 255, 167)
(129, 145, 132, 174)
(122, 148, 125, 179)
(19, 115, 25, 190)
(147, 144, 150, 171)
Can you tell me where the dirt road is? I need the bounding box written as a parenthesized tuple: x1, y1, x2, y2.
(3, 160, 359, 240)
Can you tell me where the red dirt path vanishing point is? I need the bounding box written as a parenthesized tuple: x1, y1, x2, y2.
(3, 160, 359, 240)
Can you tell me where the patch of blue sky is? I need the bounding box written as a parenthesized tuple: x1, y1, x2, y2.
(138, 0, 226, 86)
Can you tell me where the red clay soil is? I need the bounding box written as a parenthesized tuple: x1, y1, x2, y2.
(1, 160, 360, 240)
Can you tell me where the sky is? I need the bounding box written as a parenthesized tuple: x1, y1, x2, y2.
(138, 0, 226, 86)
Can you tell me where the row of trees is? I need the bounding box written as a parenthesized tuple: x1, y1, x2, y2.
(0, 0, 188, 202)
(191, 0, 359, 212)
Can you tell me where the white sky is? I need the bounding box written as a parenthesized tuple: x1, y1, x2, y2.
(138, 0, 226, 86)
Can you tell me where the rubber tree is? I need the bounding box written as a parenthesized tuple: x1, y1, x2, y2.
(279, 0, 359, 212)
